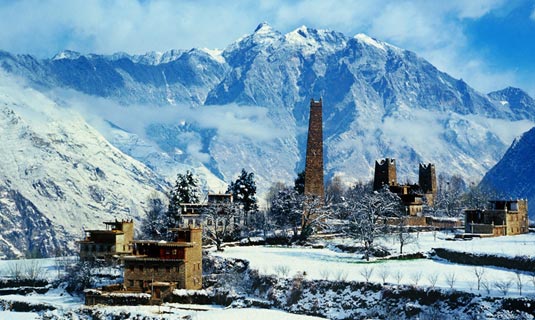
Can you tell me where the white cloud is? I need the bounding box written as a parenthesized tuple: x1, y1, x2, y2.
(48, 87, 288, 164)
(0, 0, 261, 56)
(52, 88, 285, 142)
(531, 7, 535, 20)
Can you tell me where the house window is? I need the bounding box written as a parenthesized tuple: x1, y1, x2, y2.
(166, 266, 171, 273)
(139, 265, 144, 272)
(129, 280, 134, 287)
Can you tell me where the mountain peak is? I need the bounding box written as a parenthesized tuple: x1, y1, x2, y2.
(354, 33, 387, 51)
(490, 86, 530, 98)
(284, 25, 346, 55)
(254, 22, 274, 34)
(488, 86, 535, 120)
(52, 50, 82, 60)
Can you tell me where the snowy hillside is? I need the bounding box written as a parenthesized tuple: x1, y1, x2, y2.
(0, 73, 167, 258)
(480, 126, 535, 218)
(1, 23, 534, 196)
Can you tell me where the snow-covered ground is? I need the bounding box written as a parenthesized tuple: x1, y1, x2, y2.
(0, 257, 327, 319)
(373, 230, 535, 257)
(214, 232, 535, 297)
(1, 233, 535, 318)
(0, 310, 40, 319)
(2, 305, 326, 320)
(78, 305, 326, 320)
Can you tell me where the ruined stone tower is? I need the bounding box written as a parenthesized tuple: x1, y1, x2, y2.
(373, 158, 397, 191)
(304, 98, 324, 200)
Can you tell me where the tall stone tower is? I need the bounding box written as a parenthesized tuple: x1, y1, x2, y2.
(304, 98, 324, 200)
(373, 158, 397, 191)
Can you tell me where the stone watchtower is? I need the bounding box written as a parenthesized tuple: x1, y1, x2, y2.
(373, 158, 397, 191)
(304, 98, 324, 200)
(419, 163, 437, 205)
(418, 163, 437, 194)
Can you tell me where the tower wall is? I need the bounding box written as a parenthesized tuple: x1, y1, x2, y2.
(373, 158, 397, 191)
(418, 163, 437, 194)
(304, 98, 324, 199)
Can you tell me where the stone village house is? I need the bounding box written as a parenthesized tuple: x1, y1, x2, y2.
(82, 223, 202, 305)
(465, 200, 529, 236)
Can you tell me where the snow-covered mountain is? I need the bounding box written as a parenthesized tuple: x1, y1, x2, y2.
(488, 87, 535, 121)
(480, 126, 535, 218)
(0, 73, 168, 258)
(1, 23, 534, 213)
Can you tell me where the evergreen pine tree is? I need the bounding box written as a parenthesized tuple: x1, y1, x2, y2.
(166, 170, 201, 231)
(227, 169, 258, 213)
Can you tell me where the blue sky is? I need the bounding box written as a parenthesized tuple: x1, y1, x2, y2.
(0, 0, 534, 96)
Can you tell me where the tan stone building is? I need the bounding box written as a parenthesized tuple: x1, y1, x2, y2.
(78, 220, 134, 261)
(465, 200, 529, 236)
(373, 158, 437, 216)
(122, 227, 202, 299)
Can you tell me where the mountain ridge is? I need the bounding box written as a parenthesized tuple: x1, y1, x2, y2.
(0, 23, 535, 235)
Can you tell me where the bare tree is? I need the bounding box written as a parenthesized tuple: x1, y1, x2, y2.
(462, 182, 493, 210)
(445, 272, 457, 290)
(140, 195, 168, 240)
(434, 174, 466, 217)
(378, 266, 390, 284)
(23, 259, 44, 283)
(342, 186, 400, 261)
(392, 215, 416, 255)
(6, 261, 24, 281)
(325, 175, 346, 206)
(515, 271, 523, 296)
(320, 269, 331, 280)
(273, 265, 290, 278)
(201, 202, 243, 251)
(360, 266, 374, 282)
(427, 273, 439, 289)
(494, 279, 512, 296)
(394, 270, 403, 285)
(64, 260, 95, 293)
(333, 269, 348, 281)
(301, 195, 332, 241)
(474, 267, 485, 291)
(410, 271, 423, 286)
(269, 187, 303, 239)
(265, 181, 288, 212)
(481, 280, 491, 295)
